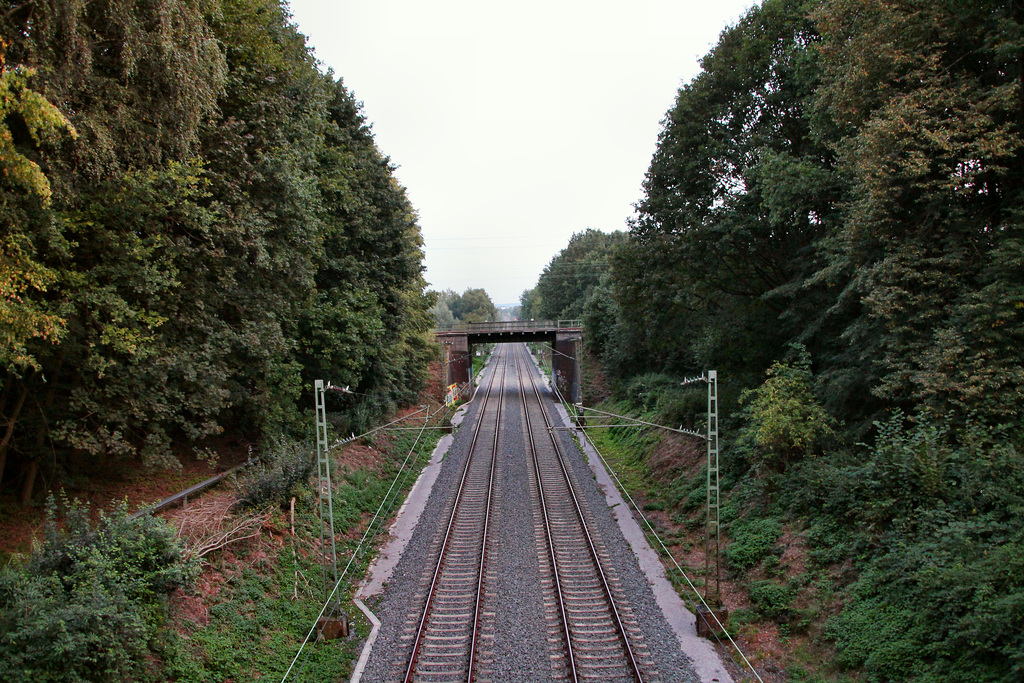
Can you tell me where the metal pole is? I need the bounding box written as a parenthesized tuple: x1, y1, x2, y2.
(705, 370, 720, 602)
(315, 380, 338, 602)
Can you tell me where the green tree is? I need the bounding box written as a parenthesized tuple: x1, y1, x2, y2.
(519, 286, 542, 320)
(0, 61, 75, 367)
(0, 0, 435, 500)
(813, 0, 1024, 425)
(1, 0, 227, 492)
(621, 0, 838, 386)
(738, 345, 836, 473)
(303, 77, 431, 429)
(449, 287, 497, 323)
(2, 0, 225, 178)
(0, 61, 76, 486)
(431, 300, 456, 326)
(532, 229, 626, 320)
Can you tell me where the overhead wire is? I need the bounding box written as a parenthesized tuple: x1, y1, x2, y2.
(325, 406, 429, 454)
(288, 350, 760, 680)
(557, 398, 765, 683)
(521, 346, 761, 677)
(281, 403, 446, 682)
(541, 358, 761, 682)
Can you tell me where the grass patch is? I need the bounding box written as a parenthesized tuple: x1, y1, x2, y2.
(159, 413, 449, 680)
(583, 402, 666, 500)
(472, 343, 493, 382)
(577, 395, 852, 681)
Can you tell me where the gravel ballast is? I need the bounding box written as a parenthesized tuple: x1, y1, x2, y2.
(353, 345, 728, 682)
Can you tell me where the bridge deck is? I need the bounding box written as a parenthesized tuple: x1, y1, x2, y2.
(434, 320, 581, 337)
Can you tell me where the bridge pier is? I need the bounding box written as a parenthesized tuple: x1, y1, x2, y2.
(442, 334, 473, 387)
(553, 331, 582, 404)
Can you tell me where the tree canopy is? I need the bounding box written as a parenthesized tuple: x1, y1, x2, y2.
(538, 0, 1024, 678)
(0, 0, 433, 501)
(586, 0, 1023, 431)
(520, 229, 626, 322)
(429, 288, 498, 325)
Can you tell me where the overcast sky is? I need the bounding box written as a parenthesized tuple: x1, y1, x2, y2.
(287, 0, 756, 305)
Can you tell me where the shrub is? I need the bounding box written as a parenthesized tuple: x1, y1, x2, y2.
(805, 519, 850, 566)
(737, 345, 836, 474)
(725, 517, 782, 569)
(683, 477, 707, 511)
(236, 437, 316, 510)
(826, 569, 929, 681)
(0, 495, 193, 682)
(749, 580, 796, 621)
(621, 373, 683, 414)
(822, 419, 1024, 681)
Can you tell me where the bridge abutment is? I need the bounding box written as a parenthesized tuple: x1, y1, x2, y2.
(442, 334, 473, 388)
(553, 331, 582, 404)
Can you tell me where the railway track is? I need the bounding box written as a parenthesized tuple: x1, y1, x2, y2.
(400, 345, 509, 682)
(514, 343, 653, 682)
(397, 343, 653, 682)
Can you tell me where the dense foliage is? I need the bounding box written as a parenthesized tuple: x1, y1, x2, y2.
(159, 423, 447, 681)
(524, 0, 1024, 679)
(613, 0, 1024, 431)
(234, 437, 317, 511)
(0, 421, 449, 680)
(810, 417, 1024, 681)
(0, 496, 193, 681)
(429, 287, 498, 325)
(519, 228, 627, 321)
(0, 0, 433, 501)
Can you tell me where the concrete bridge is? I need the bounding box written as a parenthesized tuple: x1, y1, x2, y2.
(435, 320, 583, 403)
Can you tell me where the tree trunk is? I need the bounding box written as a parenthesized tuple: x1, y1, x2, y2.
(0, 381, 31, 486)
(20, 459, 38, 505)
(23, 355, 66, 505)
(0, 375, 10, 422)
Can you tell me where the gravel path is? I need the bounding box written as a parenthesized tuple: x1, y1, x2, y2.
(354, 345, 717, 682)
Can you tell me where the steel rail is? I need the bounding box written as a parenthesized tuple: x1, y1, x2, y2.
(513, 346, 578, 683)
(519, 343, 645, 682)
(467, 347, 507, 682)
(403, 344, 507, 683)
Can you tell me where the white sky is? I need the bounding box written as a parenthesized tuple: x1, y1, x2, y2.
(287, 0, 756, 305)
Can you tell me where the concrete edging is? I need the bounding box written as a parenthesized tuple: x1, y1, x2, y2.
(551, 399, 735, 683)
(349, 399, 473, 681)
(350, 346, 733, 683)
(349, 599, 381, 683)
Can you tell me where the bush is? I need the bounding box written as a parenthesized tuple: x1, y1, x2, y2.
(654, 385, 707, 433)
(236, 438, 316, 510)
(820, 418, 1024, 681)
(683, 477, 707, 511)
(749, 580, 796, 621)
(737, 345, 836, 474)
(621, 373, 682, 414)
(804, 519, 850, 566)
(0, 495, 193, 682)
(725, 517, 782, 570)
(826, 568, 930, 681)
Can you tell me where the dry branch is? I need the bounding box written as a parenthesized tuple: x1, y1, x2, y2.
(173, 498, 272, 561)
